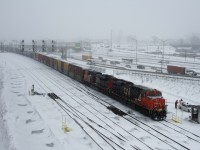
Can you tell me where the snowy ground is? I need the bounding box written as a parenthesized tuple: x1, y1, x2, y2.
(0, 52, 200, 150)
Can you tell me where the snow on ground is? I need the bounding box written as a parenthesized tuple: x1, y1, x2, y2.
(113, 72, 200, 129)
(0, 61, 13, 150)
(0, 55, 64, 150)
(0, 52, 200, 150)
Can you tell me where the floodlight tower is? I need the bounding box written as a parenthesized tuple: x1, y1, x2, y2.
(158, 39, 167, 73)
(110, 30, 112, 51)
(130, 37, 138, 65)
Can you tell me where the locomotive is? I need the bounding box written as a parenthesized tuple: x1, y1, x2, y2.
(84, 70, 166, 120)
(21, 51, 167, 120)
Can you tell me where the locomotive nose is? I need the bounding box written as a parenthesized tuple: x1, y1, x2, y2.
(153, 98, 166, 112)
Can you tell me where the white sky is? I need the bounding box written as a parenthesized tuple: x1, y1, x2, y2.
(0, 0, 200, 41)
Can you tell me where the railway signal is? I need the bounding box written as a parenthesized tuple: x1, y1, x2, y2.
(52, 40, 55, 52)
(42, 40, 46, 52)
(32, 40, 37, 52)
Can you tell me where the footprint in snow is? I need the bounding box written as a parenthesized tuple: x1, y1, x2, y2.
(26, 119, 35, 124)
(31, 129, 44, 134)
(27, 111, 33, 114)
(46, 143, 54, 147)
(18, 104, 27, 106)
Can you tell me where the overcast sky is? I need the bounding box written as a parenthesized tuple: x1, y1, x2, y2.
(0, 0, 200, 41)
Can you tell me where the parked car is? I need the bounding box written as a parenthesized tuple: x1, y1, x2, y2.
(155, 69, 162, 73)
(178, 101, 192, 112)
(137, 65, 145, 69)
(158, 60, 169, 64)
(125, 65, 131, 68)
(185, 70, 197, 76)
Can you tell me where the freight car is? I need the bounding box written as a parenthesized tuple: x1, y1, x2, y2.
(19, 51, 167, 120)
(167, 65, 197, 76)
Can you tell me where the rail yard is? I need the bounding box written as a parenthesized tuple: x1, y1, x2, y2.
(1, 51, 200, 150)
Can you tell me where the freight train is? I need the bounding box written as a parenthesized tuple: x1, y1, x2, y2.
(20, 51, 167, 120)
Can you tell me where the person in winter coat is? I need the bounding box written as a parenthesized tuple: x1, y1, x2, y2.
(175, 100, 178, 109)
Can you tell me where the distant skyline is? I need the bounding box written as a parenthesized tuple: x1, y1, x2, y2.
(0, 0, 200, 41)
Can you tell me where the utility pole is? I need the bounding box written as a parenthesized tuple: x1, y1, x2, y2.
(129, 37, 138, 65)
(0, 41, 2, 52)
(136, 39, 138, 65)
(61, 47, 67, 60)
(159, 39, 167, 73)
(161, 41, 165, 73)
(1, 41, 5, 52)
(185, 50, 186, 61)
(21, 40, 24, 52)
(110, 30, 112, 51)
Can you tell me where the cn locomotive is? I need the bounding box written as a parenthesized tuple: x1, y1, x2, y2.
(21, 51, 167, 120)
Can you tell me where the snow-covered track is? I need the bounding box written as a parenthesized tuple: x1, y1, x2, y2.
(31, 64, 192, 149)
(6, 53, 200, 149)
(33, 69, 153, 149)
(22, 67, 130, 150)
(17, 60, 147, 149)
(15, 57, 171, 149)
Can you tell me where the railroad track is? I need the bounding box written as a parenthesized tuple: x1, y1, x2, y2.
(31, 63, 194, 149)
(7, 53, 200, 149)
(33, 57, 198, 149)
(32, 68, 152, 149)
(15, 57, 170, 149)
(36, 63, 200, 149)
(22, 69, 133, 150)
(16, 59, 144, 149)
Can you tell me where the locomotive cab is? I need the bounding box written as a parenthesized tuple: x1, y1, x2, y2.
(137, 89, 166, 120)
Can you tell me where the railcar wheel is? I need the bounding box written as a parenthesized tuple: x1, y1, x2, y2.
(151, 111, 157, 120)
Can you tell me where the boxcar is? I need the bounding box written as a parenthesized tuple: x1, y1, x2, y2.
(57, 60, 62, 73)
(68, 64, 75, 78)
(35, 53, 39, 61)
(53, 59, 58, 70)
(50, 57, 54, 69)
(45, 55, 50, 66)
(63, 62, 69, 75)
(68, 64, 85, 82)
(38, 53, 43, 62)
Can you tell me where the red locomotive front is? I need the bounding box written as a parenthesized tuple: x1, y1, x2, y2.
(135, 89, 166, 120)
